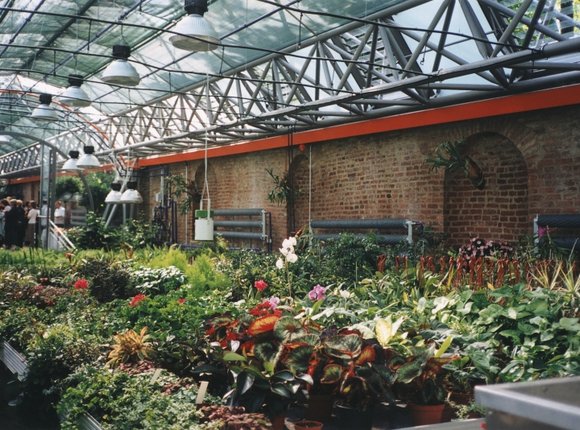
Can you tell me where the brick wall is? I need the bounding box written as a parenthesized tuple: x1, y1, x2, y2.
(17, 104, 580, 250)
(169, 104, 576, 249)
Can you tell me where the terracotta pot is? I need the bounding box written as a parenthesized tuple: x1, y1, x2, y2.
(407, 403, 446, 426)
(294, 420, 324, 430)
(270, 414, 286, 430)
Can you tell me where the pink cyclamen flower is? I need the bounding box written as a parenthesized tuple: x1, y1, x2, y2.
(254, 280, 269, 292)
(265, 296, 280, 310)
(308, 284, 327, 301)
(129, 293, 147, 307)
(73, 279, 88, 290)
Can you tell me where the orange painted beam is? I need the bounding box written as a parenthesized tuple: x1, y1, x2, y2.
(136, 83, 580, 169)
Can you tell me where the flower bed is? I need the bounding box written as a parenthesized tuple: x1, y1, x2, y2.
(0, 235, 578, 429)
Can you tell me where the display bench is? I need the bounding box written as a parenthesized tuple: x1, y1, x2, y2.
(0, 340, 103, 430)
(475, 376, 580, 430)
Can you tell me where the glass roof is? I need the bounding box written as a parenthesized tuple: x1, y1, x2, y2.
(0, 0, 579, 175)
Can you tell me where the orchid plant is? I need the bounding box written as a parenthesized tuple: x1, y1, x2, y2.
(276, 236, 298, 297)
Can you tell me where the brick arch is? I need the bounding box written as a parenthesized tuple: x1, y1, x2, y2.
(444, 132, 528, 247)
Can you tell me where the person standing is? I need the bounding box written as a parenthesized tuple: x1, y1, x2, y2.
(25, 201, 39, 247)
(14, 200, 26, 248)
(0, 199, 7, 246)
(54, 200, 65, 228)
(4, 199, 18, 249)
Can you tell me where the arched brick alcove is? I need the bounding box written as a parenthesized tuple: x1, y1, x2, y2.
(444, 133, 528, 247)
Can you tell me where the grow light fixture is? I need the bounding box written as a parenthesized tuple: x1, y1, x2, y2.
(76, 145, 101, 169)
(59, 74, 91, 107)
(31, 93, 59, 121)
(0, 126, 11, 144)
(105, 182, 123, 203)
(62, 150, 82, 171)
(101, 45, 141, 86)
(120, 181, 143, 204)
(170, 0, 219, 52)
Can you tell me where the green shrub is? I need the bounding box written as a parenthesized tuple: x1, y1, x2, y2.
(76, 255, 134, 303)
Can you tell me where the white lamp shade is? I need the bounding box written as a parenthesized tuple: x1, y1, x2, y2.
(59, 86, 91, 107)
(105, 190, 123, 203)
(105, 182, 123, 203)
(120, 188, 143, 204)
(77, 146, 101, 168)
(31, 93, 58, 121)
(102, 60, 140, 86)
(31, 104, 59, 121)
(62, 157, 81, 171)
(170, 14, 219, 51)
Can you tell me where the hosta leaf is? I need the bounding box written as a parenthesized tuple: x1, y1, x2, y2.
(248, 314, 281, 336)
(434, 335, 453, 358)
(558, 317, 580, 332)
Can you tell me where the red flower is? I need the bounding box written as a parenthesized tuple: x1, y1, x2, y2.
(254, 279, 268, 292)
(177, 298, 186, 304)
(129, 293, 147, 307)
(73, 279, 89, 290)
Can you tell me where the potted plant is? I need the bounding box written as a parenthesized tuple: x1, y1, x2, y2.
(426, 140, 486, 189)
(316, 329, 396, 430)
(392, 339, 457, 426)
(201, 309, 315, 428)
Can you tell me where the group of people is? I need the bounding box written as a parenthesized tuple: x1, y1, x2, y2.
(0, 198, 66, 249)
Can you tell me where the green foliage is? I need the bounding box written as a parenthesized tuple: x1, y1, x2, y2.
(81, 172, 114, 214)
(75, 255, 134, 303)
(318, 233, 382, 284)
(68, 214, 162, 250)
(146, 246, 191, 273)
(58, 366, 217, 430)
(56, 176, 83, 200)
(266, 168, 294, 205)
(165, 173, 201, 214)
(130, 266, 186, 296)
(24, 323, 101, 406)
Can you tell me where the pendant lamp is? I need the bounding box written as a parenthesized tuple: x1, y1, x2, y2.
(62, 150, 82, 171)
(31, 93, 59, 121)
(101, 45, 140, 86)
(0, 127, 11, 144)
(59, 75, 91, 107)
(77, 146, 101, 169)
(120, 181, 143, 204)
(170, 0, 219, 51)
(105, 182, 123, 204)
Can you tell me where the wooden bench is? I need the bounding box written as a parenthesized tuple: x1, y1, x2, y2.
(310, 218, 420, 244)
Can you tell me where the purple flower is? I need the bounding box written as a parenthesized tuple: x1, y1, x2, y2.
(307, 284, 327, 301)
(265, 296, 280, 309)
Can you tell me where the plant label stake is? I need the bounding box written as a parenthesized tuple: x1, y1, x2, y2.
(195, 381, 209, 405)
